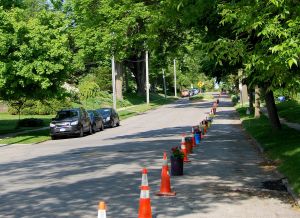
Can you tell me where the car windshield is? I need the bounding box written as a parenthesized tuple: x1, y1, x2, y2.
(56, 110, 78, 119)
(98, 109, 111, 117)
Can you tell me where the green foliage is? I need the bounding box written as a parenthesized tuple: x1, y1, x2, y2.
(0, 7, 72, 101)
(218, 0, 300, 90)
(171, 146, 184, 159)
(277, 100, 300, 123)
(91, 66, 112, 91)
(8, 99, 72, 115)
(17, 118, 44, 127)
(231, 94, 239, 106)
(78, 74, 100, 102)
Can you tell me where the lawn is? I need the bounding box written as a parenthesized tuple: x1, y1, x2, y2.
(0, 129, 50, 145)
(236, 106, 300, 195)
(189, 93, 214, 101)
(0, 113, 53, 135)
(276, 100, 300, 123)
(0, 94, 177, 145)
(118, 96, 177, 119)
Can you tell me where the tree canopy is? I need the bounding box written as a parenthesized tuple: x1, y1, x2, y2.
(0, 0, 299, 128)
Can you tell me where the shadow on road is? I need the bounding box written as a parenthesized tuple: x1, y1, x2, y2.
(0, 96, 295, 217)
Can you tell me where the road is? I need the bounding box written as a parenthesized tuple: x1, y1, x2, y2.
(0, 96, 299, 218)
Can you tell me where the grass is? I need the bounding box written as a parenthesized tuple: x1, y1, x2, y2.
(236, 106, 300, 195)
(276, 100, 300, 123)
(119, 96, 177, 120)
(0, 94, 177, 145)
(189, 93, 214, 101)
(0, 113, 53, 135)
(0, 129, 50, 145)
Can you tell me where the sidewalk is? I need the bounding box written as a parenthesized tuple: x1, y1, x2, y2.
(261, 107, 300, 131)
(154, 95, 300, 217)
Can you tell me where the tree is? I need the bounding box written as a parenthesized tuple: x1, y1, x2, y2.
(0, 6, 72, 102)
(170, 0, 300, 130)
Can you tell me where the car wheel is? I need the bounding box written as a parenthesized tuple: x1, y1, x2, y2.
(110, 120, 114, 128)
(92, 124, 97, 133)
(88, 125, 93, 135)
(79, 126, 84, 137)
(116, 121, 120, 127)
(51, 136, 57, 140)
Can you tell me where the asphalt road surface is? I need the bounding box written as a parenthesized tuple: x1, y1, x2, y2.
(1, 95, 300, 218)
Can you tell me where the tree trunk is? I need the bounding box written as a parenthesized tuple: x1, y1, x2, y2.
(254, 85, 261, 118)
(248, 87, 254, 113)
(264, 87, 281, 130)
(124, 68, 129, 93)
(126, 53, 146, 96)
(115, 61, 123, 100)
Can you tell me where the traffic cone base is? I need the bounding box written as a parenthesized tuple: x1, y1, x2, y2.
(155, 191, 176, 196)
(139, 198, 152, 218)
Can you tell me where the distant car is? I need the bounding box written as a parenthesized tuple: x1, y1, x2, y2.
(192, 88, 199, 95)
(50, 107, 92, 139)
(97, 108, 120, 128)
(181, 89, 189, 97)
(278, 96, 286, 102)
(87, 110, 104, 133)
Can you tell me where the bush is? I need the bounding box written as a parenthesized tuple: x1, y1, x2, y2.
(8, 99, 72, 115)
(231, 95, 239, 105)
(189, 95, 204, 101)
(17, 118, 44, 127)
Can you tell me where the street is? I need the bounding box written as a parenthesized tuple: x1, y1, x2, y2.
(0, 96, 299, 218)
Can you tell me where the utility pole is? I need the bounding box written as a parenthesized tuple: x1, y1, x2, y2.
(146, 51, 150, 104)
(112, 55, 116, 110)
(162, 69, 167, 99)
(173, 59, 177, 97)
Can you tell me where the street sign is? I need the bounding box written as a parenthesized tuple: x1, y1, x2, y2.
(197, 81, 204, 87)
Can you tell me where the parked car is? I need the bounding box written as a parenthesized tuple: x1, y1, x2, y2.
(181, 89, 189, 97)
(87, 110, 104, 133)
(192, 88, 199, 95)
(96, 108, 120, 128)
(188, 89, 194, 97)
(50, 107, 92, 139)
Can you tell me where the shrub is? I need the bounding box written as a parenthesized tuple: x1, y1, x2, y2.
(231, 95, 239, 105)
(17, 118, 44, 127)
(8, 99, 72, 115)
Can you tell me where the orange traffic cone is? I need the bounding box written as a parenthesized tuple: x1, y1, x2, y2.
(138, 168, 152, 218)
(181, 134, 190, 163)
(156, 152, 176, 196)
(98, 201, 107, 218)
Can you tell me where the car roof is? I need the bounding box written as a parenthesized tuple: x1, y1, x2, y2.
(59, 108, 80, 112)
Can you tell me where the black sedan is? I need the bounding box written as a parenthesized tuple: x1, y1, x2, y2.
(50, 108, 92, 139)
(87, 110, 104, 132)
(96, 108, 120, 128)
